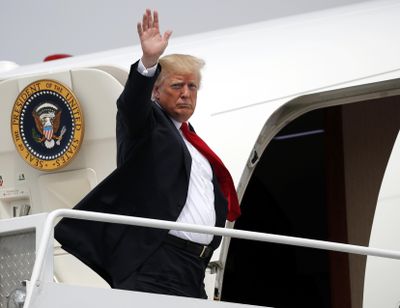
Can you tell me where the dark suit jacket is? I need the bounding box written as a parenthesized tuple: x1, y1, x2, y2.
(54, 61, 228, 287)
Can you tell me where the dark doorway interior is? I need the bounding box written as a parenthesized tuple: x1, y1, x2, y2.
(221, 96, 400, 308)
(222, 109, 330, 308)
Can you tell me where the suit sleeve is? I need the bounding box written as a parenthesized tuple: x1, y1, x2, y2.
(116, 60, 161, 137)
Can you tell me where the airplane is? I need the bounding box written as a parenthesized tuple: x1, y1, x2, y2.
(1, 0, 400, 307)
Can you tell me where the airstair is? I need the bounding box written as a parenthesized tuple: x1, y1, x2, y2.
(1, 209, 400, 308)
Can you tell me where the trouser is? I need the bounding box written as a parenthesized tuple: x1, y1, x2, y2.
(115, 238, 210, 298)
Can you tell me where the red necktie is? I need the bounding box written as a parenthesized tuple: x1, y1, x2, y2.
(180, 122, 241, 222)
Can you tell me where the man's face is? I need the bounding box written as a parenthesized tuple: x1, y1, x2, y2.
(154, 73, 199, 122)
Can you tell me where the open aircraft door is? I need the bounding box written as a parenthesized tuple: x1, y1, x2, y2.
(0, 67, 126, 293)
(216, 78, 400, 308)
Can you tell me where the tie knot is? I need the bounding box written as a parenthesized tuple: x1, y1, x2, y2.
(180, 122, 189, 133)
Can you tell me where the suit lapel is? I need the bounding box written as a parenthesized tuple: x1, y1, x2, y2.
(156, 104, 192, 180)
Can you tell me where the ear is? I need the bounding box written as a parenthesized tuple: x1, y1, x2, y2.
(153, 85, 160, 100)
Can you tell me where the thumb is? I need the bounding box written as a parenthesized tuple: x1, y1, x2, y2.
(163, 30, 173, 42)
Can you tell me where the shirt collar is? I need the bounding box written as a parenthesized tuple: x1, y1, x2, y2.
(170, 117, 183, 130)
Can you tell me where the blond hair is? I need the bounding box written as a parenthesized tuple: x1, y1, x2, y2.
(155, 54, 205, 88)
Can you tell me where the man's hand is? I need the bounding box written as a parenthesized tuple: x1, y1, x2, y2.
(137, 9, 172, 68)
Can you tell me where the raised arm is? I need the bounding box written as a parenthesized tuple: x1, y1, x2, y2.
(116, 10, 172, 164)
(137, 9, 172, 68)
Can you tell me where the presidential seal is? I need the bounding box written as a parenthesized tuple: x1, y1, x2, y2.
(11, 79, 84, 171)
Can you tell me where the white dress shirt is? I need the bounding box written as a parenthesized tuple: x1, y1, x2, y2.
(137, 60, 216, 244)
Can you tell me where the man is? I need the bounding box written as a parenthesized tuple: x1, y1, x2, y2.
(55, 9, 240, 299)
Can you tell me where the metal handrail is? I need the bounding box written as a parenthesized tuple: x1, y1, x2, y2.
(24, 208, 400, 308)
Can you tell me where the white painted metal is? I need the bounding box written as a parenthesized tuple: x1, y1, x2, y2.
(0, 68, 123, 290)
(25, 209, 400, 308)
(0, 61, 18, 73)
(216, 78, 400, 304)
(30, 282, 267, 308)
(0, 214, 53, 288)
(363, 132, 400, 307)
(0, 68, 122, 219)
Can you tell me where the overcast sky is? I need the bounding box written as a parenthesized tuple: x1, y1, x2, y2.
(1, 0, 377, 65)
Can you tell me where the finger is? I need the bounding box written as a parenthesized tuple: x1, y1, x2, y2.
(146, 9, 152, 29)
(153, 10, 159, 30)
(142, 13, 148, 31)
(137, 22, 143, 37)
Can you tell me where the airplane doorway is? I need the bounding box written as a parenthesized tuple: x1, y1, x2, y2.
(221, 95, 400, 308)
